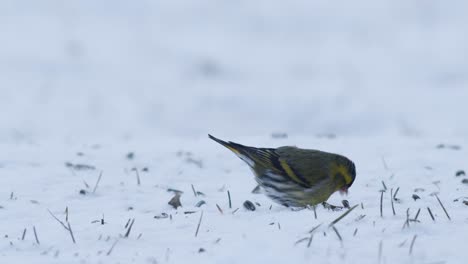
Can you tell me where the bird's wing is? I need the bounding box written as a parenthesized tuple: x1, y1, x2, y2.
(209, 135, 310, 187)
(275, 146, 332, 188)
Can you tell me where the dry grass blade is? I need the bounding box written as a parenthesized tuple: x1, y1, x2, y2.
(427, 207, 435, 221)
(380, 191, 384, 217)
(308, 223, 322, 234)
(33, 226, 40, 245)
(329, 204, 358, 227)
(294, 237, 309, 246)
(216, 204, 223, 214)
(332, 226, 342, 242)
(195, 211, 204, 237)
(21, 228, 27, 240)
(307, 234, 313, 248)
(124, 219, 135, 238)
(47, 209, 69, 230)
(227, 190, 232, 209)
(393, 187, 400, 200)
(390, 188, 395, 215)
(409, 235, 417, 255)
(414, 208, 421, 220)
(106, 239, 119, 256)
(67, 222, 76, 243)
(135, 169, 141, 186)
(435, 195, 451, 220)
(191, 184, 197, 197)
(92, 171, 103, 194)
(381, 181, 387, 191)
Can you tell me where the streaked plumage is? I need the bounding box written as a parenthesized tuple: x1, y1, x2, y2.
(209, 134, 356, 207)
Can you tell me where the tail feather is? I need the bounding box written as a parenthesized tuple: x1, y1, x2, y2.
(208, 134, 246, 155)
(208, 134, 256, 167)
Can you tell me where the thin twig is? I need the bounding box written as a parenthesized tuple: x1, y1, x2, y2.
(414, 208, 421, 220)
(313, 205, 317, 219)
(67, 222, 76, 244)
(380, 191, 384, 218)
(409, 235, 417, 255)
(135, 169, 141, 186)
(390, 188, 395, 215)
(227, 191, 232, 209)
(195, 211, 203, 237)
(353, 228, 358, 236)
(427, 207, 435, 221)
(308, 223, 322, 234)
(435, 195, 451, 220)
(33, 226, 40, 245)
(381, 181, 387, 191)
(93, 171, 103, 193)
(307, 234, 313, 248)
(216, 204, 223, 214)
(47, 209, 69, 230)
(332, 226, 342, 242)
(329, 204, 359, 227)
(106, 239, 119, 256)
(124, 219, 135, 238)
(393, 187, 400, 200)
(191, 184, 197, 197)
(21, 228, 27, 240)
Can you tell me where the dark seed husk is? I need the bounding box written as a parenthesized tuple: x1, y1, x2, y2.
(412, 194, 420, 201)
(168, 193, 182, 209)
(243, 200, 256, 211)
(342, 200, 350, 209)
(195, 200, 206, 207)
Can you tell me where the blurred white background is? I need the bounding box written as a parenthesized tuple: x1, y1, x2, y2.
(1, 0, 467, 142)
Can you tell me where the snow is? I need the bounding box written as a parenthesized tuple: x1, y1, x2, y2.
(1, 1, 468, 263)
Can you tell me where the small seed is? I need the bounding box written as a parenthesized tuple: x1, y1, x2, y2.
(243, 200, 256, 211)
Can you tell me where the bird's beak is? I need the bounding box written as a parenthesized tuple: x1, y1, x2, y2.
(339, 187, 348, 195)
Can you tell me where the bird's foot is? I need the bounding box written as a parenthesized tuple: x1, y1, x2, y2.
(322, 202, 344, 211)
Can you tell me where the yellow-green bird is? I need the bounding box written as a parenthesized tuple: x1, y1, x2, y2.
(209, 134, 356, 207)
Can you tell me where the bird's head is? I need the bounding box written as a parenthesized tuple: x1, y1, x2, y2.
(332, 156, 356, 195)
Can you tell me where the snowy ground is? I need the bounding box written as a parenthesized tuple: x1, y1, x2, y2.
(1, 1, 468, 263)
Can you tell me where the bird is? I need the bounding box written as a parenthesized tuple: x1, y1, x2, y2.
(209, 134, 356, 207)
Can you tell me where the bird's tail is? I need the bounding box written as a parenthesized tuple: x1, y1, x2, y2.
(208, 134, 248, 156)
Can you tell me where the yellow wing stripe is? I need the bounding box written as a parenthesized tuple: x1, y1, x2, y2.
(279, 160, 307, 185)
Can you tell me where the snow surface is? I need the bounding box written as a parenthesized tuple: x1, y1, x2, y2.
(1, 1, 468, 263)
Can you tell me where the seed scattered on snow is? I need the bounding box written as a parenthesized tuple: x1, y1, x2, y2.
(195, 200, 206, 207)
(154, 213, 169, 219)
(455, 170, 466, 177)
(243, 200, 256, 211)
(342, 200, 350, 209)
(412, 194, 420, 201)
(168, 193, 182, 209)
(126, 152, 134, 160)
(462, 179, 468, 185)
(79, 189, 87, 195)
